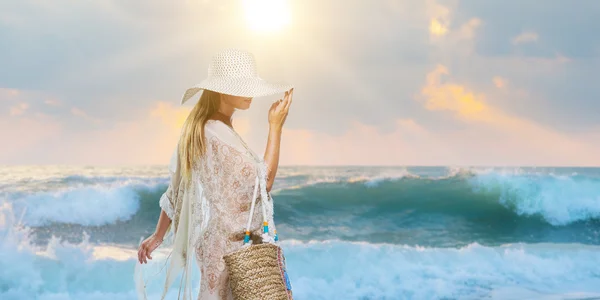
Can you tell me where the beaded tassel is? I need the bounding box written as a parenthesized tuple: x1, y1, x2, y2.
(243, 230, 251, 244)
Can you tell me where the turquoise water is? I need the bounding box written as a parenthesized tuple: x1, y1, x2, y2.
(1, 166, 600, 299)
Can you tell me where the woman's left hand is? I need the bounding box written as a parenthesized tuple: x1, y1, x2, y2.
(137, 233, 163, 264)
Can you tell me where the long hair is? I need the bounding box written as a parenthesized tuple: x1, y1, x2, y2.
(178, 89, 221, 181)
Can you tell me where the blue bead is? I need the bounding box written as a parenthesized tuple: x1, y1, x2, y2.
(284, 271, 292, 290)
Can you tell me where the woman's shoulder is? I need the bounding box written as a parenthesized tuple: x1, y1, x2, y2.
(204, 119, 226, 137)
(203, 120, 238, 148)
(203, 120, 257, 160)
(204, 119, 220, 129)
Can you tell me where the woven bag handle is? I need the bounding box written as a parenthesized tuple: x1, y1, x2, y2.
(242, 175, 271, 244)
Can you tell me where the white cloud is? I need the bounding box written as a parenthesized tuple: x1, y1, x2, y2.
(9, 103, 29, 116)
(427, 0, 451, 37)
(44, 99, 61, 106)
(493, 76, 507, 89)
(512, 31, 539, 44)
(70, 107, 102, 124)
(0, 101, 186, 165)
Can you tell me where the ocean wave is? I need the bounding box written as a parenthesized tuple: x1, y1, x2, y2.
(468, 172, 600, 226)
(1, 200, 599, 300)
(8, 182, 166, 227)
(274, 168, 418, 191)
(4, 167, 600, 233)
(274, 169, 600, 227)
(281, 239, 600, 300)
(0, 202, 189, 300)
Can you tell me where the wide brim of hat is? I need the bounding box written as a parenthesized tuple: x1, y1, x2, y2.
(181, 77, 293, 105)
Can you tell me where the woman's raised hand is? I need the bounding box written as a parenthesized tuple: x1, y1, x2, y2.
(268, 88, 293, 130)
(137, 233, 163, 264)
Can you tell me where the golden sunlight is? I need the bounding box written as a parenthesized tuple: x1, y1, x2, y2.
(242, 0, 291, 33)
(429, 19, 448, 36)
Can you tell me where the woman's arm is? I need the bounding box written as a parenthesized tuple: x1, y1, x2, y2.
(154, 210, 172, 239)
(139, 146, 179, 264)
(264, 88, 293, 192)
(264, 126, 282, 192)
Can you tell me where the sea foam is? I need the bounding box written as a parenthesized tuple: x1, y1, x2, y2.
(2, 199, 599, 300)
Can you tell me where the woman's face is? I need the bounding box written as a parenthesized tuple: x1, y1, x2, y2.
(221, 93, 253, 110)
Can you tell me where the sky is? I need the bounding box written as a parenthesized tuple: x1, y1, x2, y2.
(1, 0, 599, 166)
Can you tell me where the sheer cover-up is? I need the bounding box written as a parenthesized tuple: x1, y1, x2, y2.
(134, 119, 277, 300)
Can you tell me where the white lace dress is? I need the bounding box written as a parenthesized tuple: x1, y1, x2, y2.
(156, 119, 277, 300)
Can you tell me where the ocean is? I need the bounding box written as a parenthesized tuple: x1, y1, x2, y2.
(1, 165, 600, 300)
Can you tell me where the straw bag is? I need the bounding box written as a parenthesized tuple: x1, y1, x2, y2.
(223, 176, 293, 300)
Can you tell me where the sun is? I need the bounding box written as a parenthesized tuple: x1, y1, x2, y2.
(242, 0, 291, 33)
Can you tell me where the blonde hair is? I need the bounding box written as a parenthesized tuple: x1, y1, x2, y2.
(178, 89, 221, 181)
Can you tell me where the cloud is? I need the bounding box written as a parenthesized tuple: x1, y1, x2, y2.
(416, 65, 600, 165)
(149, 101, 189, 130)
(427, 0, 451, 37)
(1, 0, 600, 166)
(44, 98, 62, 106)
(426, 0, 482, 56)
(70, 107, 103, 124)
(493, 76, 507, 89)
(421, 65, 489, 122)
(425, 0, 481, 40)
(0, 101, 188, 165)
(512, 31, 539, 44)
(0, 88, 20, 98)
(70, 107, 88, 118)
(0, 114, 62, 163)
(277, 118, 450, 166)
(274, 116, 600, 166)
(457, 18, 482, 40)
(9, 103, 29, 116)
(430, 19, 448, 36)
(265, 64, 600, 167)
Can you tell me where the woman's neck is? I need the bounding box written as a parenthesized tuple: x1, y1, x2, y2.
(211, 110, 234, 128)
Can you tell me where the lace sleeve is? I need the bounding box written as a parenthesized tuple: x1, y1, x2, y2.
(159, 185, 175, 220)
(262, 160, 273, 188)
(159, 143, 181, 220)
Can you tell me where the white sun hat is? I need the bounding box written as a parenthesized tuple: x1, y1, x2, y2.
(180, 48, 293, 105)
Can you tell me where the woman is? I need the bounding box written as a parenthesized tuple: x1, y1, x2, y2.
(135, 48, 294, 300)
